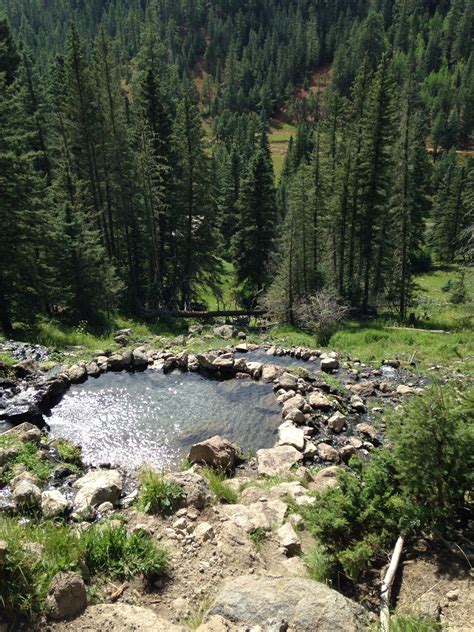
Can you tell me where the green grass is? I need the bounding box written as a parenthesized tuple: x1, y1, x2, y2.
(0, 435, 82, 486)
(304, 543, 336, 583)
(200, 467, 238, 504)
(387, 613, 441, 632)
(268, 119, 297, 179)
(82, 523, 168, 581)
(197, 259, 238, 310)
(248, 526, 267, 550)
(137, 467, 185, 514)
(54, 438, 82, 467)
(0, 518, 83, 622)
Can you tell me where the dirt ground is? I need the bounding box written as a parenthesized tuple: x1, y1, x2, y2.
(395, 540, 473, 631)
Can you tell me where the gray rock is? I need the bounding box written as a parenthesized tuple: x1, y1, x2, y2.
(213, 325, 236, 340)
(41, 490, 71, 518)
(68, 364, 87, 383)
(284, 408, 306, 424)
(356, 422, 378, 441)
(278, 372, 298, 389)
(73, 469, 123, 513)
(320, 356, 340, 372)
(12, 480, 41, 508)
(46, 571, 87, 621)
(2, 421, 42, 443)
(317, 443, 339, 463)
(278, 422, 305, 451)
(205, 575, 368, 631)
(220, 498, 287, 531)
(308, 391, 332, 409)
(327, 411, 346, 432)
(257, 445, 303, 476)
(277, 522, 301, 556)
(189, 435, 241, 470)
(132, 347, 149, 368)
(164, 471, 211, 510)
(262, 364, 280, 383)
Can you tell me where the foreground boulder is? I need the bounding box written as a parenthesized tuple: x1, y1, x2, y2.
(257, 445, 303, 476)
(41, 490, 71, 518)
(164, 471, 211, 510)
(204, 575, 369, 631)
(56, 604, 188, 631)
(189, 435, 241, 470)
(47, 571, 87, 621)
(73, 469, 123, 514)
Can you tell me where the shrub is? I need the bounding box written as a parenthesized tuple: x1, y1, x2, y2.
(200, 467, 238, 504)
(82, 523, 167, 581)
(293, 289, 350, 345)
(387, 384, 473, 536)
(137, 467, 185, 514)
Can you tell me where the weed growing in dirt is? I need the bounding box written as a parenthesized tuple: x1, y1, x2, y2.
(137, 467, 185, 514)
(249, 527, 267, 550)
(201, 467, 238, 504)
(82, 523, 168, 581)
(304, 543, 336, 584)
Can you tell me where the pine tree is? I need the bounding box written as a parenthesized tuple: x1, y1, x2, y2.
(233, 122, 277, 300)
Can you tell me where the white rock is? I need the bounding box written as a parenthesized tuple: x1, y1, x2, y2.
(327, 411, 346, 432)
(277, 522, 301, 556)
(41, 490, 71, 518)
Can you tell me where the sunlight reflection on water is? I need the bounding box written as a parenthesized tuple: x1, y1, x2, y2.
(47, 370, 281, 471)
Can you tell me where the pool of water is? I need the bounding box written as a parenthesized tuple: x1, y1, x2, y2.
(239, 348, 320, 370)
(46, 369, 281, 471)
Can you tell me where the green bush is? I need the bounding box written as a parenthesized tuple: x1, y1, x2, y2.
(200, 467, 238, 504)
(82, 523, 168, 581)
(248, 527, 267, 550)
(137, 467, 185, 514)
(387, 384, 473, 536)
(301, 384, 473, 582)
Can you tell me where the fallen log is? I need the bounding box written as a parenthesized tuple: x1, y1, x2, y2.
(156, 309, 264, 319)
(380, 535, 404, 632)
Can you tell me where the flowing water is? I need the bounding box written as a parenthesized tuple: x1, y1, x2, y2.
(46, 369, 281, 471)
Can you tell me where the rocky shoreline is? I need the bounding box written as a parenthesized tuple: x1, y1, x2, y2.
(0, 332, 429, 630)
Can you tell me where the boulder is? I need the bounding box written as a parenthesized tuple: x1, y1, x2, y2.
(68, 365, 87, 384)
(396, 384, 414, 395)
(245, 361, 263, 378)
(277, 522, 301, 556)
(164, 471, 211, 510)
(108, 354, 124, 371)
(46, 571, 87, 621)
(195, 353, 217, 370)
(193, 521, 215, 542)
(256, 445, 303, 476)
(63, 604, 188, 631)
(339, 444, 357, 462)
(350, 395, 366, 412)
(212, 355, 234, 371)
(0, 444, 21, 466)
(41, 490, 71, 518)
(12, 480, 41, 508)
(204, 575, 369, 632)
(320, 356, 340, 372)
(262, 364, 280, 383)
(73, 469, 123, 513)
(327, 411, 346, 432)
(281, 394, 305, 417)
(220, 498, 287, 531)
(317, 443, 339, 463)
(284, 408, 306, 424)
(278, 422, 305, 451)
(356, 422, 378, 441)
(308, 466, 343, 493)
(85, 361, 101, 377)
(132, 347, 149, 368)
(213, 325, 236, 340)
(189, 435, 241, 470)
(308, 391, 332, 409)
(2, 421, 42, 443)
(278, 372, 298, 389)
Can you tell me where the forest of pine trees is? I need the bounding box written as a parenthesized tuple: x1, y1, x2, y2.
(0, 0, 472, 333)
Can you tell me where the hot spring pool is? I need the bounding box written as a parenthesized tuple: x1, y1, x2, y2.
(46, 369, 281, 471)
